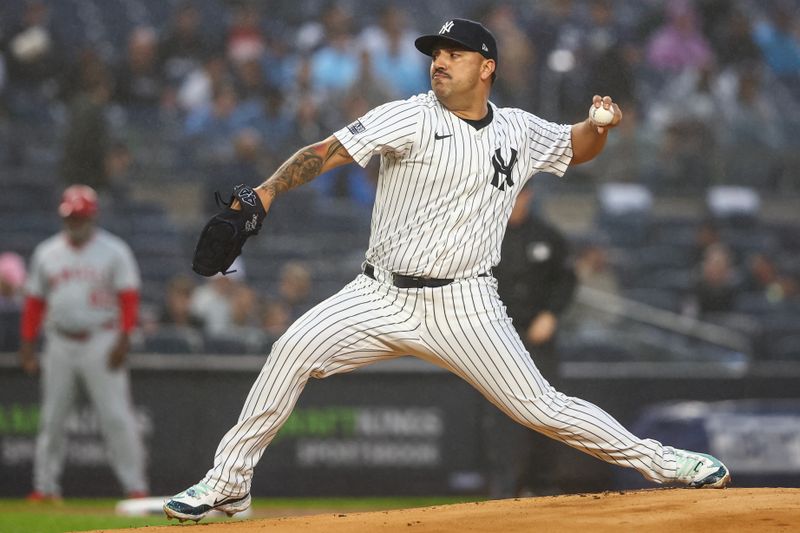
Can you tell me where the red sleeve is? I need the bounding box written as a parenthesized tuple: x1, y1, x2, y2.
(118, 289, 140, 333)
(21, 296, 47, 342)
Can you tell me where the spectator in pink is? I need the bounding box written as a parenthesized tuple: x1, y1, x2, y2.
(0, 251, 27, 350)
(0, 252, 26, 309)
(645, 0, 714, 73)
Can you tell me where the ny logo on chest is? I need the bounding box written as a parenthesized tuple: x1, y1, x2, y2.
(489, 148, 518, 191)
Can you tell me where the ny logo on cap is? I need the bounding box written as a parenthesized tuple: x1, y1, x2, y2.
(440, 20, 454, 34)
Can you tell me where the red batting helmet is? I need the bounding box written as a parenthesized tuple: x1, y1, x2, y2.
(58, 185, 99, 218)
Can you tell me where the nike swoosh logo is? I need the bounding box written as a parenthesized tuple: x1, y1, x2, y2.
(214, 494, 246, 506)
(434, 133, 452, 140)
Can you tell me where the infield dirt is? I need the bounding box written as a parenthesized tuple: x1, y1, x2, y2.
(91, 487, 799, 532)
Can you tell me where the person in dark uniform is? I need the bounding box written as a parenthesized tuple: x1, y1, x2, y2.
(495, 182, 577, 495)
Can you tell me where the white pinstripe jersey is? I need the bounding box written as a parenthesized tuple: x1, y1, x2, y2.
(334, 91, 573, 279)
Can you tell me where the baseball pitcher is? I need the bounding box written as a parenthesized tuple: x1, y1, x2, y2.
(165, 18, 729, 522)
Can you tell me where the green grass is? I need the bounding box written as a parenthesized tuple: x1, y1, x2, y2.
(0, 500, 166, 533)
(0, 496, 480, 533)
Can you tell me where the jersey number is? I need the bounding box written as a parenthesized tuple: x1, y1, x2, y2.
(90, 289, 114, 308)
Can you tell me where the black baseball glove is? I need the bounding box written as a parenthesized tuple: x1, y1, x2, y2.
(192, 184, 267, 276)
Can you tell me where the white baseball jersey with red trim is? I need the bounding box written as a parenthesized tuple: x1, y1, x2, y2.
(27, 229, 140, 333)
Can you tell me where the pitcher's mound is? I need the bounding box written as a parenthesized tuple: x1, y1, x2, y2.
(116, 488, 800, 532)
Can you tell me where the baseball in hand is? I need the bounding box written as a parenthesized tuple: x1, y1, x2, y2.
(590, 105, 615, 126)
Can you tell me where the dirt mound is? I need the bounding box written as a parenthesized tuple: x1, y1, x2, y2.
(104, 488, 799, 532)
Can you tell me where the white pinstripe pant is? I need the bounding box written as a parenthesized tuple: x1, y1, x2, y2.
(203, 272, 680, 496)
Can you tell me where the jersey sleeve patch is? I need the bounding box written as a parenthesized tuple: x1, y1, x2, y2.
(347, 120, 367, 135)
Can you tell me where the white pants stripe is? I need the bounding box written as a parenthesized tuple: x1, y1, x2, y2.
(204, 275, 678, 496)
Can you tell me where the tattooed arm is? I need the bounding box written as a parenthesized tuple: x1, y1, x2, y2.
(246, 136, 354, 211)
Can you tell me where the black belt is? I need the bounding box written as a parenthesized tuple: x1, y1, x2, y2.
(56, 329, 91, 342)
(55, 322, 115, 342)
(363, 263, 487, 289)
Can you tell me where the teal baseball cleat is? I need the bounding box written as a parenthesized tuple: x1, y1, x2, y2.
(674, 449, 731, 488)
(163, 482, 251, 523)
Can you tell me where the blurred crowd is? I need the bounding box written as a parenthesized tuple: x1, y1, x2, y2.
(138, 258, 316, 354)
(0, 241, 316, 353)
(2, 0, 800, 356)
(2, 0, 800, 191)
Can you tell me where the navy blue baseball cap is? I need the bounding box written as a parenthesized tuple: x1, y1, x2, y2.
(415, 18, 498, 65)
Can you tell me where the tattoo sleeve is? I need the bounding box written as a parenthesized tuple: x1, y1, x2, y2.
(258, 138, 347, 199)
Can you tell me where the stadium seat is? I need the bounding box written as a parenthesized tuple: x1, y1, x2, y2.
(622, 287, 685, 313)
(203, 327, 264, 355)
(650, 214, 699, 239)
(634, 245, 696, 271)
(721, 228, 779, 258)
(733, 292, 788, 317)
(755, 315, 800, 360)
(559, 333, 641, 362)
(765, 335, 800, 361)
(706, 186, 760, 227)
(0, 308, 21, 352)
(635, 268, 696, 293)
(595, 183, 654, 248)
(0, 212, 60, 235)
(3, 231, 46, 258)
(141, 327, 203, 354)
(202, 333, 252, 355)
